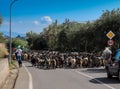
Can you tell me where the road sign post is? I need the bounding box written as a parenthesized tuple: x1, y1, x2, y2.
(106, 30, 115, 39)
(107, 39, 114, 46)
(106, 31, 115, 47)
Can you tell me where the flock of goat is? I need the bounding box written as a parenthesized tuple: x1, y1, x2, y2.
(12, 50, 105, 69)
(25, 51, 104, 69)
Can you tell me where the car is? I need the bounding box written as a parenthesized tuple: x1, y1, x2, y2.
(105, 60, 120, 80)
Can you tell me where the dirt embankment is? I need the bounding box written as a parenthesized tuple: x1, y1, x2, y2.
(0, 59, 9, 89)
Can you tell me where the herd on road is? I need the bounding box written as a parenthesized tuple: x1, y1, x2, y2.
(12, 50, 120, 80)
(12, 50, 105, 69)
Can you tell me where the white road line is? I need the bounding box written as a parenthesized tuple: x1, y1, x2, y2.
(75, 71, 116, 89)
(23, 64, 33, 89)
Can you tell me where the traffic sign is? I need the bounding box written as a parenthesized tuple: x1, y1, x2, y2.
(107, 39, 114, 46)
(106, 31, 115, 39)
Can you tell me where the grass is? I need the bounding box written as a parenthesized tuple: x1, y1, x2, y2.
(9, 60, 18, 70)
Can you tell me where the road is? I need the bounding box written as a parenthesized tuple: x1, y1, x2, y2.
(14, 61, 120, 89)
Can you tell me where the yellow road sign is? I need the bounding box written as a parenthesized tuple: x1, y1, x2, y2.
(106, 31, 115, 39)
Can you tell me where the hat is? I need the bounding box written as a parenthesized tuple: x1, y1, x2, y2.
(105, 47, 110, 50)
(17, 45, 21, 49)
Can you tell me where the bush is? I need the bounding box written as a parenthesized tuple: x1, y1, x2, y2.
(0, 43, 8, 58)
(9, 60, 17, 70)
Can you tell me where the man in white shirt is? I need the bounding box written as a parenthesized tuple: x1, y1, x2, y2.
(102, 47, 112, 65)
(16, 46, 22, 67)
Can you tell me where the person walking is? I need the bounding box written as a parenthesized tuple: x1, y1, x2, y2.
(102, 47, 112, 65)
(16, 45, 22, 67)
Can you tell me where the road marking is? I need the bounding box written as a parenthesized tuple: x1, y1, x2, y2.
(75, 71, 116, 89)
(23, 64, 33, 89)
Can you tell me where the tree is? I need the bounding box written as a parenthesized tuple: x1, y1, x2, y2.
(57, 30, 68, 51)
(26, 8, 120, 52)
(11, 38, 28, 49)
(26, 31, 38, 48)
(0, 33, 4, 43)
(0, 15, 2, 25)
(31, 36, 48, 50)
(0, 15, 4, 43)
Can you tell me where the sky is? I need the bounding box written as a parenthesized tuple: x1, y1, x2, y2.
(0, 0, 120, 37)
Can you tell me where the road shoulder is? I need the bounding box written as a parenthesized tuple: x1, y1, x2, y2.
(2, 63, 18, 89)
(14, 63, 29, 89)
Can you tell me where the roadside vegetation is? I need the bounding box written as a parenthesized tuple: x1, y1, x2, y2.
(9, 60, 18, 70)
(26, 8, 120, 53)
(0, 43, 8, 58)
(0, 15, 8, 59)
(0, 15, 2, 25)
(5, 35, 28, 52)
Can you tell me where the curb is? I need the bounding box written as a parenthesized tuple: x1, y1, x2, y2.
(2, 63, 19, 89)
(13, 66, 19, 89)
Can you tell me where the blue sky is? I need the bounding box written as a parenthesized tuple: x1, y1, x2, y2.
(0, 0, 120, 37)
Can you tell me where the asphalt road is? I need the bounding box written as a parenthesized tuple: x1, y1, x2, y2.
(14, 61, 120, 89)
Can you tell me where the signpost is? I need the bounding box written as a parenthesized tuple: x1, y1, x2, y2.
(107, 39, 114, 46)
(106, 30, 115, 39)
(106, 30, 115, 47)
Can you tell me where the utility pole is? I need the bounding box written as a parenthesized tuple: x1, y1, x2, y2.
(9, 0, 18, 64)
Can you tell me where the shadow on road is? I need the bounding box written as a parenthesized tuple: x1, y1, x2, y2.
(25, 65, 33, 67)
(90, 77, 120, 84)
(83, 68, 106, 73)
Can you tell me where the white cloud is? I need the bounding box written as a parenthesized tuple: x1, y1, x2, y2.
(41, 16, 52, 24)
(33, 20, 40, 26)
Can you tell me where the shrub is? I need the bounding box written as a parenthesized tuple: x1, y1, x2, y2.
(0, 43, 8, 58)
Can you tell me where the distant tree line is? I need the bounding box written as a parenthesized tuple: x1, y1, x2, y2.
(26, 8, 120, 52)
(6, 35, 28, 50)
(0, 15, 2, 25)
(0, 15, 4, 43)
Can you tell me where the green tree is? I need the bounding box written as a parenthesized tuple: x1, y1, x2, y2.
(26, 31, 38, 48)
(57, 30, 68, 51)
(0, 15, 4, 43)
(0, 33, 4, 43)
(26, 8, 120, 52)
(12, 38, 28, 48)
(0, 15, 2, 25)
